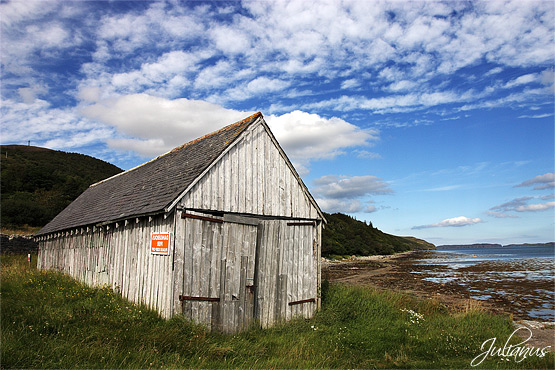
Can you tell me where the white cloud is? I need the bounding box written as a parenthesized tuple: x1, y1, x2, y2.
(516, 173, 555, 190)
(341, 79, 360, 89)
(353, 150, 381, 159)
(313, 175, 393, 199)
(315, 199, 376, 214)
(106, 138, 168, 158)
(210, 26, 252, 55)
(489, 195, 555, 216)
(308, 174, 393, 214)
(80, 94, 252, 156)
(388, 80, 419, 92)
(485, 67, 503, 76)
(1, 0, 554, 167)
(486, 211, 518, 219)
(0, 1, 58, 27)
(518, 113, 553, 119)
(413, 216, 483, 229)
(4, 0, 550, 115)
(515, 202, 555, 212)
(246, 77, 290, 94)
(266, 111, 378, 164)
(0, 98, 114, 151)
(504, 73, 538, 88)
(490, 196, 533, 212)
(79, 94, 377, 168)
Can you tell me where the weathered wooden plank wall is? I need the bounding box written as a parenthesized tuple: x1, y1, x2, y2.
(173, 216, 257, 333)
(255, 220, 319, 327)
(37, 214, 175, 318)
(181, 123, 319, 220)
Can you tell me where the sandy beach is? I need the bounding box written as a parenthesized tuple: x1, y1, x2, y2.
(322, 250, 555, 350)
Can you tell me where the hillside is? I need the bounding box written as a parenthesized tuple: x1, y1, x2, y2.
(1, 145, 122, 229)
(322, 212, 435, 257)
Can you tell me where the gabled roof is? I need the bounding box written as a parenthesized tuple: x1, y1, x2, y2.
(36, 113, 262, 236)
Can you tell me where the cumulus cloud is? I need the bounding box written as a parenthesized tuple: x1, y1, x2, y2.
(80, 94, 252, 156)
(311, 174, 392, 214)
(515, 173, 555, 190)
(265, 111, 378, 166)
(315, 199, 377, 214)
(3, 0, 552, 116)
(313, 175, 393, 199)
(413, 216, 483, 230)
(1, 0, 554, 168)
(80, 94, 377, 169)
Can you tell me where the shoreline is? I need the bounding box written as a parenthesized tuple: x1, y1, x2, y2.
(322, 249, 554, 350)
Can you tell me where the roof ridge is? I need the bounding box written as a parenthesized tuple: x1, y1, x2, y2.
(90, 112, 262, 188)
(169, 112, 261, 154)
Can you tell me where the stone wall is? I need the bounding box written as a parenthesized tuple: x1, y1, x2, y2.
(0, 234, 39, 254)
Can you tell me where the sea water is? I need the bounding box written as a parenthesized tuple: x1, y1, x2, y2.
(418, 244, 555, 321)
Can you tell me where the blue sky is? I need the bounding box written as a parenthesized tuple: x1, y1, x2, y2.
(1, 0, 554, 245)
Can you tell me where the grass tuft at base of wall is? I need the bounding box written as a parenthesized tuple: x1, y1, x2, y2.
(1, 254, 553, 369)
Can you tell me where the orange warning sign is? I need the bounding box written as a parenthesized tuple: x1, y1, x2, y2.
(151, 232, 171, 255)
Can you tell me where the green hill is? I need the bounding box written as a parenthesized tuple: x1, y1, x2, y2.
(322, 212, 435, 257)
(1, 145, 122, 229)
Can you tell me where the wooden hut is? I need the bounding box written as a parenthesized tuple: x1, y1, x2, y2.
(35, 112, 325, 333)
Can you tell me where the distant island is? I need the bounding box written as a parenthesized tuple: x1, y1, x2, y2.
(438, 242, 554, 249)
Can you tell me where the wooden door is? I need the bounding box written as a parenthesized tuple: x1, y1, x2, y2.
(254, 220, 318, 327)
(175, 213, 258, 333)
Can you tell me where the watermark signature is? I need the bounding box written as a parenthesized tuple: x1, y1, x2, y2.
(471, 326, 551, 367)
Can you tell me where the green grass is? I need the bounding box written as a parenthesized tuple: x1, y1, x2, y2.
(2, 254, 553, 369)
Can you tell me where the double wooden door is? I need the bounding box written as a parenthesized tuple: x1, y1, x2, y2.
(173, 213, 319, 333)
(174, 214, 258, 332)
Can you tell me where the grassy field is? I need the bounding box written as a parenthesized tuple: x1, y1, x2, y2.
(1, 254, 553, 369)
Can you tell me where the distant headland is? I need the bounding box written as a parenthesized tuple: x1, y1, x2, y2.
(437, 242, 555, 249)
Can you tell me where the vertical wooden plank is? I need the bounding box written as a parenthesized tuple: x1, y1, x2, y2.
(215, 158, 225, 210)
(136, 219, 145, 304)
(232, 144, 240, 213)
(239, 255, 247, 330)
(257, 222, 267, 327)
(268, 221, 280, 326)
(230, 224, 241, 331)
(217, 258, 226, 332)
(190, 219, 200, 323)
(275, 221, 283, 321)
(245, 129, 253, 214)
(251, 128, 259, 214)
(201, 221, 212, 325)
(237, 138, 245, 213)
(290, 224, 298, 319)
(258, 127, 265, 215)
(181, 218, 191, 319)
(143, 222, 153, 309)
(303, 226, 310, 318)
(265, 132, 272, 215)
(172, 212, 184, 317)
